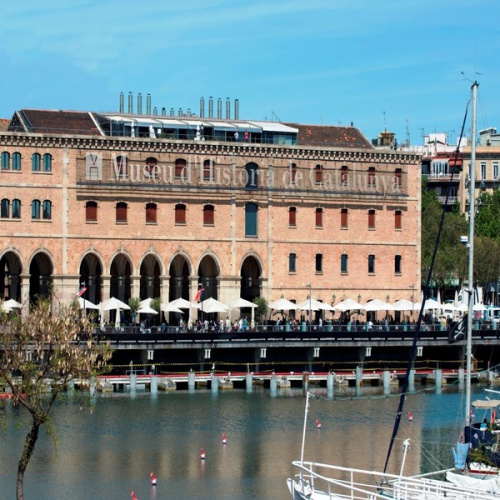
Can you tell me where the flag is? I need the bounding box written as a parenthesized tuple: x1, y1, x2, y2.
(194, 288, 204, 302)
(77, 286, 87, 297)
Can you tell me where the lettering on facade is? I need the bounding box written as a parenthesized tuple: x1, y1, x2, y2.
(84, 152, 404, 195)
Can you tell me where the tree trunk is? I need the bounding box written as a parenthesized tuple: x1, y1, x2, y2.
(16, 418, 41, 500)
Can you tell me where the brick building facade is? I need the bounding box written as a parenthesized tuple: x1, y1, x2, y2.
(0, 109, 421, 322)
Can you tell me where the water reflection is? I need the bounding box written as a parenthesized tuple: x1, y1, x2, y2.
(0, 386, 473, 500)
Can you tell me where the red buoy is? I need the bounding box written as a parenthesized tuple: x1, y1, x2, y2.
(408, 411, 413, 421)
(222, 432, 227, 445)
(150, 471, 157, 486)
(316, 418, 321, 429)
(200, 447, 206, 460)
(131, 491, 138, 500)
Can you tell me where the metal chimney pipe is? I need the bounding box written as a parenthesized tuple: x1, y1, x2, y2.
(234, 99, 239, 120)
(146, 94, 152, 115)
(119, 92, 124, 113)
(208, 97, 213, 118)
(137, 93, 143, 115)
(200, 97, 205, 118)
(226, 98, 230, 119)
(217, 98, 222, 119)
(128, 92, 133, 114)
(162, 107, 166, 116)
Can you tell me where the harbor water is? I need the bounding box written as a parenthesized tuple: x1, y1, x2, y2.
(0, 384, 479, 499)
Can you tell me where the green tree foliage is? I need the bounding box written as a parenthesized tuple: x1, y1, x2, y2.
(475, 190, 500, 240)
(421, 177, 468, 292)
(0, 297, 111, 500)
(252, 296, 268, 324)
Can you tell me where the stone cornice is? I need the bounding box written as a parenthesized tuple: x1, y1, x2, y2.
(0, 132, 422, 164)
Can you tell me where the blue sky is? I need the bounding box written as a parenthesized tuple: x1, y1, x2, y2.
(1, 1, 499, 144)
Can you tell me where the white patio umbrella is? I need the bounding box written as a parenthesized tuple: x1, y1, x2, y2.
(77, 297, 99, 310)
(139, 297, 153, 308)
(473, 303, 486, 312)
(227, 298, 257, 309)
(169, 298, 199, 310)
(3, 298, 22, 309)
(424, 298, 442, 311)
(334, 298, 365, 312)
(269, 297, 297, 310)
(99, 297, 130, 311)
(138, 305, 158, 315)
(363, 299, 392, 312)
(161, 303, 184, 314)
(392, 299, 418, 312)
(200, 297, 228, 314)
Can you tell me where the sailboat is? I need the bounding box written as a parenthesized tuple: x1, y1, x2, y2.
(287, 81, 500, 499)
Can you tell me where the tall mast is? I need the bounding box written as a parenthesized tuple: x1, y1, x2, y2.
(466, 81, 478, 426)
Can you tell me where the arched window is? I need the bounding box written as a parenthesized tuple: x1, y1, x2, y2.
(245, 202, 258, 237)
(1, 152, 10, 170)
(289, 253, 296, 273)
(395, 255, 402, 274)
(12, 199, 21, 218)
(145, 157, 157, 176)
(395, 210, 402, 230)
(12, 152, 21, 170)
(175, 203, 186, 224)
(203, 159, 213, 181)
(341, 254, 348, 274)
(368, 254, 376, 274)
(32, 153, 41, 172)
(43, 153, 52, 172)
(203, 204, 214, 225)
(315, 164, 323, 184)
(31, 200, 41, 219)
(175, 158, 187, 178)
(116, 202, 128, 223)
(42, 200, 52, 219)
(245, 163, 258, 190)
(368, 209, 376, 229)
(146, 202, 157, 223)
(1, 198, 9, 218)
(86, 201, 98, 222)
(315, 207, 323, 227)
(289, 206, 297, 227)
(341, 208, 348, 228)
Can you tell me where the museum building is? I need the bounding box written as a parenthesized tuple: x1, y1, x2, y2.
(0, 99, 421, 322)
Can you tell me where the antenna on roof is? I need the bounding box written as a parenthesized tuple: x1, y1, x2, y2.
(271, 111, 281, 122)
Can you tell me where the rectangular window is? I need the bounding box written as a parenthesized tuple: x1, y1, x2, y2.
(42, 200, 51, 219)
(203, 205, 214, 225)
(289, 207, 296, 227)
(341, 254, 348, 274)
(203, 160, 213, 181)
(1, 152, 10, 170)
(481, 162, 487, 180)
(368, 167, 376, 187)
(394, 168, 402, 189)
(368, 209, 375, 229)
(395, 255, 402, 274)
(1, 199, 9, 218)
(395, 210, 402, 230)
(315, 208, 323, 228)
(116, 202, 127, 223)
(341, 208, 348, 228)
(494, 163, 499, 179)
(146, 203, 157, 223)
(175, 204, 186, 224)
(245, 203, 258, 237)
(86, 202, 97, 222)
(12, 199, 20, 218)
(315, 253, 323, 273)
(12, 152, 21, 171)
(289, 253, 296, 273)
(368, 254, 375, 274)
(32, 200, 41, 219)
(43, 154, 52, 172)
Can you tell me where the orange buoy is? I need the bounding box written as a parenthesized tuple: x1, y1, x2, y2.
(200, 447, 206, 460)
(408, 411, 413, 421)
(316, 418, 321, 429)
(150, 471, 157, 486)
(131, 491, 138, 500)
(222, 432, 227, 445)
